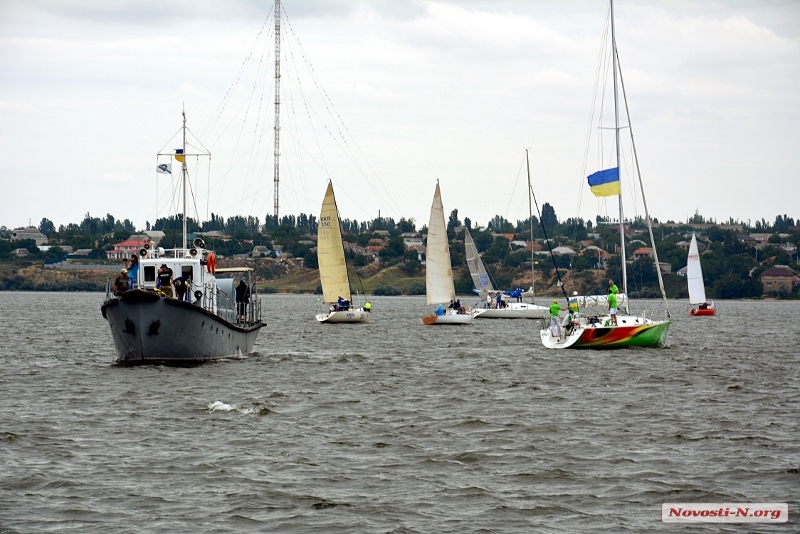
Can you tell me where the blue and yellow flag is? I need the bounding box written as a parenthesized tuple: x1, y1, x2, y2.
(174, 148, 185, 163)
(587, 167, 621, 197)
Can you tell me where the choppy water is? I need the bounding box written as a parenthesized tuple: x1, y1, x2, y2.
(0, 292, 798, 533)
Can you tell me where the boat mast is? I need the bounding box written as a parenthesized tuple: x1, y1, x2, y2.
(181, 108, 188, 251)
(526, 149, 535, 301)
(273, 0, 281, 221)
(610, 0, 628, 312)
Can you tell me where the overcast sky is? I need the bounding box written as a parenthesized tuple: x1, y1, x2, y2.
(1, 0, 798, 232)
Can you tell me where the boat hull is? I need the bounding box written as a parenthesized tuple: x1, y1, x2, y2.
(422, 313, 473, 325)
(473, 302, 549, 319)
(540, 316, 670, 349)
(316, 309, 370, 323)
(101, 290, 264, 364)
(688, 307, 716, 316)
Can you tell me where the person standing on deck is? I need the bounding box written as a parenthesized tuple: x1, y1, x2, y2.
(549, 299, 563, 338)
(235, 279, 250, 323)
(608, 279, 619, 326)
(125, 254, 139, 290)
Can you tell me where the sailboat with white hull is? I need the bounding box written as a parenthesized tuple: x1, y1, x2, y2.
(473, 151, 550, 319)
(687, 233, 715, 316)
(540, 0, 670, 349)
(315, 182, 369, 324)
(101, 111, 265, 364)
(423, 182, 473, 325)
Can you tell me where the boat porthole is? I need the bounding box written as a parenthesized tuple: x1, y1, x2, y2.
(201, 321, 205, 327)
(216, 327, 218, 334)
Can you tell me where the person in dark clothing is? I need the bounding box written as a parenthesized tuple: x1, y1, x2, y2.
(114, 269, 129, 295)
(235, 279, 250, 322)
(156, 264, 174, 298)
(173, 276, 189, 302)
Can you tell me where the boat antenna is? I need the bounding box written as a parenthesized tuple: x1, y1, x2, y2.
(529, 174, 569, 304)
(610, 0, 629, 314)
(526, 150, 535, 302)
(616, 48, 670, 318)
(273, 0, 281, 221)
(182, 106, 188, 251)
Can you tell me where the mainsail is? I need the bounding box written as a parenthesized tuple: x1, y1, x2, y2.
(464, 227, 493, 294)
(317, 182, 351, 303)
(686, 233, 706, 304)
(425, 183, 455, 305)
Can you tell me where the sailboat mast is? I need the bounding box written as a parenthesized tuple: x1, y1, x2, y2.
(610, 0, 628, 311)
(181, 109, 188, 251)
(526, 149, 535, 300)
(273, 0, 281, 221)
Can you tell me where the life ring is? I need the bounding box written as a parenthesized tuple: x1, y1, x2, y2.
(206, 253, 216, 274)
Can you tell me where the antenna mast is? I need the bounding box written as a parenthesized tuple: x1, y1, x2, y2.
(273, 0, 281, 221)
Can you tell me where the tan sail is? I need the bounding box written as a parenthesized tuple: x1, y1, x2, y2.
(317, 182, 351, 303)
(425, 182, 455, 305)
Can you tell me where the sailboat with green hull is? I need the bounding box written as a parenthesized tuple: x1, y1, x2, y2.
(540, 0, 671, 350)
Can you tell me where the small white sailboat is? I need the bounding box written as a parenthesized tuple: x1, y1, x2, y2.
(472, 150, 550, 320)
(315, 182, 369, 323)
(687, 233, 715, 316)
(422, 182, 473, 325)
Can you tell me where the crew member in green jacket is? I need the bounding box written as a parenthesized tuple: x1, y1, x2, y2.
(549, 299, 563, 338)
(608, 279, 619, 326)
(364, 301, 372, 313)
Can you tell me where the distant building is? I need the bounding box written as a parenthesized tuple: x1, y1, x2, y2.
(551, 246, 576, 256)
(631, 247, 653, 261)
(759, 265, 795, 293)
(676, 266, 688, 277)
(657, 262, 672, 274)
(407, 243, 426, 262)
(13, 248, 30, 257)
(107, 239, 148, 260)
(252, 246, 271, 257)
(402, 233, 423, 248)
(11, 227, 48, 246)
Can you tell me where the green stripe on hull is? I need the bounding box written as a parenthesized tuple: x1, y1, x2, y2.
(571, 320, 670, 350)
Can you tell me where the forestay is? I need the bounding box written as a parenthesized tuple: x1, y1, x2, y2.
(317, 182, 351, 303)
(426, 183, 455, 305)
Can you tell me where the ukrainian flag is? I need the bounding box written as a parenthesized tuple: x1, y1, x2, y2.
(587, 167, 621, 197)
(174, 148, 185, 163)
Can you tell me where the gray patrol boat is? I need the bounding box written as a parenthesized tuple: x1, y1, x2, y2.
(101, 111, 264, 364)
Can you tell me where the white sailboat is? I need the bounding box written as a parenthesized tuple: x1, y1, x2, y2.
(422, 182, 473, 325)
(472, 150, 550, 319)
(687, 233, 715, 316)
(315, 182, 369, 323)
(540, 0, 671, 349)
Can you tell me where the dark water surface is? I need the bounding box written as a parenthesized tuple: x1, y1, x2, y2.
(1, 292, 798, 533)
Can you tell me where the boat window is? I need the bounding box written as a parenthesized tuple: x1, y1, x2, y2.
(182, 266, 193, 279)
(144, 266, 156, 282)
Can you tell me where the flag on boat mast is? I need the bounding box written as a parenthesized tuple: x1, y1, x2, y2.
(174, 148, 185, 163)
(587, 167, 621, 197)
(156, 163, 172, 174)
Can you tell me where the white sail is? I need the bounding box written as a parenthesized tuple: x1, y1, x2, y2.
(317, 182, 351, 303)
(464, 227, 493, 293)
(686, 233, 706, 304)
(425, 183, 455, 305)
(569, 293, 627, 311)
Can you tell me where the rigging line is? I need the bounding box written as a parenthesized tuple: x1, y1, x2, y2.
(281, 35, 311, 215)
(201, 5, 274, 140)
(212, 40, 275, 214)
(280, 43, 307, 218)
(282, 12, 402, 217)
(239, 25, 273, 216)
(503, 154, 526, 224)
(157, 127, 183, 156)
(529, 181, 570, 303)
(577, 7, 611, 230)
(616, 47, 669, 317)
(281, 25, 395, 215)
